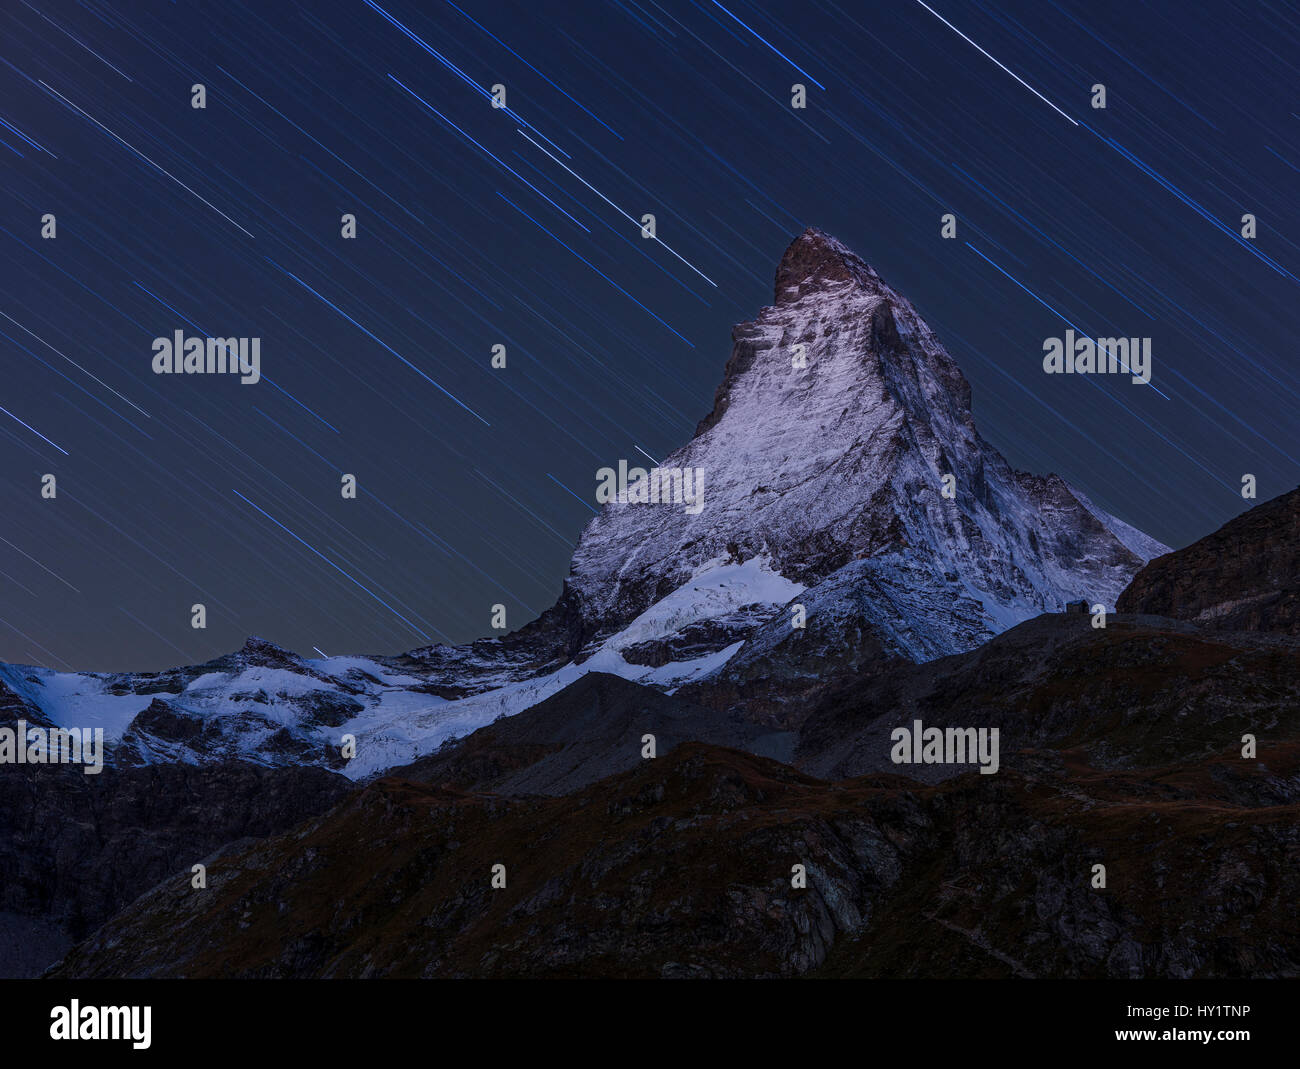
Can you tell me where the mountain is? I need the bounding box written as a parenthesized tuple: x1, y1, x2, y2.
(22, 275, 1300, 981)
(48, 539, 1300, 978)
(564, 227, 1164, 662)
(1117, 486, 1299, 634)
(796, 611, 1300, 782)
(0, 228, 1165, 774)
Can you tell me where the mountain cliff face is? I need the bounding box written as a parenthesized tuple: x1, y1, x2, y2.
(1117, 486, 1299, 633)
(0, 229, 1165, 774)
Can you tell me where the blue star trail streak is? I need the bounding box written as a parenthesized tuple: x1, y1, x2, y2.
(911, 0, 1078, 125)
(264, 256, 491, 425)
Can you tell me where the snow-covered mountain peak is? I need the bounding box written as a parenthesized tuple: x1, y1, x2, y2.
(237, 636, 306, 670)
(567, 229, 1166, 651)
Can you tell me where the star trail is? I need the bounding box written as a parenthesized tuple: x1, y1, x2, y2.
(0, 0, 1296, 671)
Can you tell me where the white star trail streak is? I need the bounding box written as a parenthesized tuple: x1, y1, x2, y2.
(38, 81, 256, 238)
(518, 130, 718, 287)
(911, 0, 1079, 126)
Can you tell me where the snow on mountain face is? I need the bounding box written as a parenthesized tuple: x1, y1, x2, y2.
(0, 229, 1167, 775)
(565, 227, 1166, 660)
(0, 638, 444, 773)
(0, 557, 799, 780)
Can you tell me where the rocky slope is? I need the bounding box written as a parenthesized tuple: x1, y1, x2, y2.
(1117, 486, 1298, 634)
(47, 729, 1300, 979)
(796, 612, 1300, 782)
(398, 670, 795, 796)
(0, 760, 348, 977)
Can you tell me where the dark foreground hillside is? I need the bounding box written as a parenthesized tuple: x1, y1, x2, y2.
(47, 725, 1300, 978)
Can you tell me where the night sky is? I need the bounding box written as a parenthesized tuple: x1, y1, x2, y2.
(1, 0, 1296, 672)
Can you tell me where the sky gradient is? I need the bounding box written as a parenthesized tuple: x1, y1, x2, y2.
(1, 0, 1297, 671)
